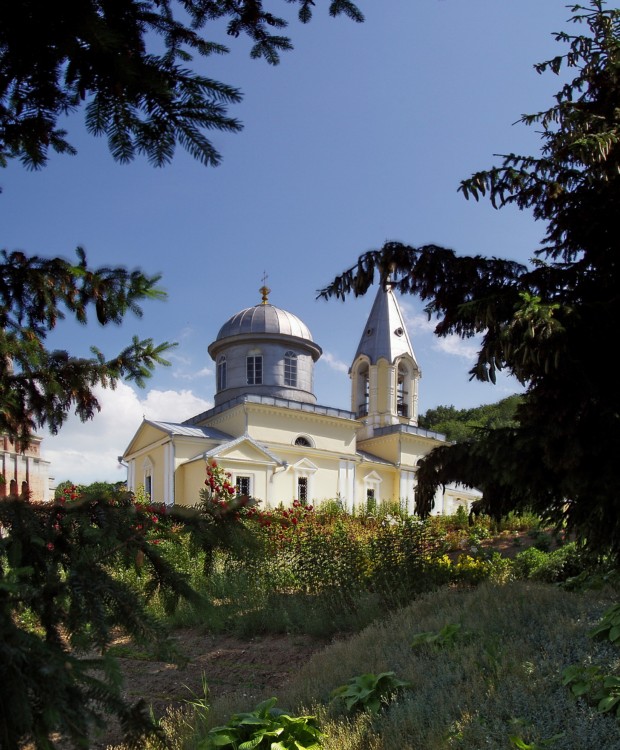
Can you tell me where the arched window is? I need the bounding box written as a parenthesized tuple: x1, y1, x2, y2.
(294, 436, 312, 447)
(143, 457, 154, 501)
(357, 364, 369, 417)
(284, 351, 297, 387)
(246, 350, 263, 385)
(397, 363, 408, 417)
(217, 355, 227, 391)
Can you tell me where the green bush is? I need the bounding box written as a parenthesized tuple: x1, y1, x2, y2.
(513, 543, 583, 583)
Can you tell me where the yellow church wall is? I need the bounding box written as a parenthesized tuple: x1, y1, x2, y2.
(268, 457, 341, 507)
(175, 459, 207, 507)
(359, 432, 444, 469)
(374, 360, 394, 416)
(354, 464, 399, 508)
(242, 406, 356, 455)
(138, 444, 167, 504)
(358, 434, 400, 464)
(398, 435, 444, 468)
(126, 424, 169, 455)
(200, 407, 246, 439)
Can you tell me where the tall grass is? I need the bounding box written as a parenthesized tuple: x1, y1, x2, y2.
(111, 508, 575, 640)
(105, 509, 620, 750)
(205, 582, 620, 750)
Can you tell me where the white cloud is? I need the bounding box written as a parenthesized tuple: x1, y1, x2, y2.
(42, 383, 211, 487)
(432, 334, 479, 361)
(400, 299, 480, 362)
(173, 366, 212, 380)
(401, 302, 436, 335)
(320, 351, 350, 374)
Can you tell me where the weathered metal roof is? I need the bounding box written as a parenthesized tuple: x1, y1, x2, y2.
(146, 421, 233, 441)
(352, 283, 418, 367)
(215, 303, 314, 342)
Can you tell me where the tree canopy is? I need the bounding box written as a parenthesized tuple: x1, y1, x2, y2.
(419, 396, 521, 443)
(0, 0, 363, 446)
(319, 1, 620, 559)
(0, 3, 365, 747)
(0, 247, 176, 444)
(0, 0, 363, 169)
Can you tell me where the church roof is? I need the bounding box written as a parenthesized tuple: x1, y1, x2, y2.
(352, 283, 418, 367)
(215, 303, 315, 343)
(146, 421, 233, 440)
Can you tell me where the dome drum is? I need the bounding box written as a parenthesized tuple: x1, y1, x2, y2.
(208, 300, 322, 407)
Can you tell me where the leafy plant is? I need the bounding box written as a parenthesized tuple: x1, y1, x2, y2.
(330, 672, 411, 714)
(509, 733, 565, 749)
(589, 603, 620, 645)
(562, 664, 620, 717)
(411, 622, 467, 649)
(200, 697, 324, 749)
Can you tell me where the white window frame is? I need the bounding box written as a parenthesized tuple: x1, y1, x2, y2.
(284, 350, 298, 387)
(246, 350, 263, 385)
(292, 458, 318, 505)
(234, 473, 254, 497)
(217, 355, 227, 391)
(364, 471, 382, 505)
(142, 457, 154, 501)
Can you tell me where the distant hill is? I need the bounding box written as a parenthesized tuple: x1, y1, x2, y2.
(418, 395, 522, 442)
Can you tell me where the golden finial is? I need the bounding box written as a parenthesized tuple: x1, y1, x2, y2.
(260, 271, 270, 305)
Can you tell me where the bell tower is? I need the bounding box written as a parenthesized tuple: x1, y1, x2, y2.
(349, 281, 421, 439)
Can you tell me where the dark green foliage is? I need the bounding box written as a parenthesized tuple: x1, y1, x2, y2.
(0, 488, 240, 748)
(0, 247, 175, 445)
(330, 671, 412, 714)
(319, 2, 620, 561)
(0, 0, 363, 169)
(419, 395, 521, 442)
(202, 697, 325, 750)
(367, 518, 449, 608)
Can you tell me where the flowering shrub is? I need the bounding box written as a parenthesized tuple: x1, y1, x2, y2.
(200, 459, 258, 520)
(197, 460, 264, 575)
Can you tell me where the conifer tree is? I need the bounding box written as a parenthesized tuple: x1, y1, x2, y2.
(0, 3, 364, 747)
(320, 1, 620, 560)
(0, 0, 363, 169)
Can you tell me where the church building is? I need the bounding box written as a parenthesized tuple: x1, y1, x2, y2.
(122, 282, 478, 514)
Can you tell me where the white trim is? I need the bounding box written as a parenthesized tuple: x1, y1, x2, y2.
(164, 442, 175, 506)
(363, 470, 382, 504)
(400, 469, 416, 515)
(338, 459, 356, 513)
(292, 457, 318, 503)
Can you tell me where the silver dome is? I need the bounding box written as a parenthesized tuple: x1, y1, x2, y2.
(215, 304, 315, 343)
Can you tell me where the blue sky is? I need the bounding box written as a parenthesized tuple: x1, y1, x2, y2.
(1, 1, 588, 485)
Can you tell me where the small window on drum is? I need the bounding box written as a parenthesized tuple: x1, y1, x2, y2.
(247, 353, 263, 385)
(284, 351, 297, 387)
(217, 356, 227, 391)
(295, 436, 311, 447)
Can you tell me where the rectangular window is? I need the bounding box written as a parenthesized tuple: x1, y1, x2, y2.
(217, 359, 227, 390)
(366, 487, 376, 515)
(284, 353, 297, 387)
(297, 476, 308, 504)
(247, 356, 263, 385)
(236, 476, 251, 496)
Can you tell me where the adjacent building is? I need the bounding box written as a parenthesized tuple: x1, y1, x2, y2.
(1, 433, 53, 501)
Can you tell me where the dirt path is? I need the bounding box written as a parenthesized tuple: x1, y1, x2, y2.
(90, 630, 326, 749)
